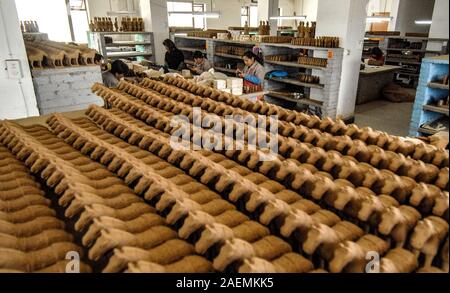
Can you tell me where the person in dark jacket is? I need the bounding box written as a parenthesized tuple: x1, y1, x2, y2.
(163, 39, 185, 71)
(369, 47, 385, 66)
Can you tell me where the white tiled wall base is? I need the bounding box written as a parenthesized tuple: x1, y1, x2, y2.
(32, 66, 103, 115)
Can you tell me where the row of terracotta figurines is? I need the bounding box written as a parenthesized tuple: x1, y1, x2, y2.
(20, 20, 39, 33)
(89, 17, 145, 32)
(242, 20, 316, 38)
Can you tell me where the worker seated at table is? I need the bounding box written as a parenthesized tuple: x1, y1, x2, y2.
(102, 59, 129, 88)
(163, 39, 185, 71)
(368, 47, 385, 66)
(236, 51, 266, 89)
(187, 51, 213, 74)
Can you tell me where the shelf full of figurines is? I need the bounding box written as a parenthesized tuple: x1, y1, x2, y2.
(258, 21, 271, 36)
(297, 21, 316, 38)
(89, 17, 145, 33)
(21, 20, 40, 33)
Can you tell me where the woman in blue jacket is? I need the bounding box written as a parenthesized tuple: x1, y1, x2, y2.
(236, 51, 266, 89)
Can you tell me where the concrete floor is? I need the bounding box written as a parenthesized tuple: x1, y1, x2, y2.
(355, 100, 414, 137)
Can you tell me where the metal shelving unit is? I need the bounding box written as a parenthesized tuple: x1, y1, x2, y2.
(365, 33, 448, 88)
(88, 31, 155, 62)
(261, 43, 344, 119)
(172, 35, 344, 119)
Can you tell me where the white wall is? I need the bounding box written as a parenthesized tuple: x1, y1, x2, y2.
(316, 0, 369, 119)
(294, 0, 318, 22)
(202, 0, 242, 29)
(278, 0, 295, 27)
(0, 0, 39, 119)
(427, 0, 449, 51)
(86, 0, 140, 18)
(394, 0, 435, 34)
(258, 0, 269, 21)
(140, 0, 169, 65)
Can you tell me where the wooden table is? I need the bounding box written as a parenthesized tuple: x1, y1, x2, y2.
(356, 65, 401, 105)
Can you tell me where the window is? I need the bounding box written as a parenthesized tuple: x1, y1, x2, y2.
(69, 0, 89, 43)
(241, 5, 258, 27)
(15, 0, 72, 42)
(167, 1, 206, 29)
(241, 6, 249, 27)
(69, 0, 86, 10)
(193, 3, 206, 29)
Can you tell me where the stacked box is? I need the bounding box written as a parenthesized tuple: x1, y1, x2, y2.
(227, 78, 243, 95)
(213, 79, 227, 90)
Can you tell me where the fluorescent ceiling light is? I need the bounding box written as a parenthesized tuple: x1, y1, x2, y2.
(107, 11, 138, 15)
(168, 11, 220, 18)
(415, 20, 432, 25)
(269, 15, 307, 20)
(366, 16, 392, 23)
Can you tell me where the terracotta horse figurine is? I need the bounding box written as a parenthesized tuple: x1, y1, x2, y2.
(378, 205, 421, 247)
(410, 216, 449, 267)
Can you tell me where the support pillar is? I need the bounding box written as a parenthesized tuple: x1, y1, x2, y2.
(139, 0, 169, 65)
(427, 0, 449, 52)
(315, 0, 369, 120)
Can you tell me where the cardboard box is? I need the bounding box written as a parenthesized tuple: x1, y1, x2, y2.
(231, 88, 243, 95)
(226, 77, 243, 88)
(213, 79, 227, 90)
(182, 69, 191, 78)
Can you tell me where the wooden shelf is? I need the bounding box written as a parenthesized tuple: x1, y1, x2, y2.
(265, 60, 326, 70)
(418, 127, 440, 135)
(239, 91, 267, 100)
(262, 42, 341, 51)
(386, 58, 421, 65)
(266, 92, 324, 107)
(266, 92, 302, 103)
(92, 31, 150, 35)
(386, 48, 428, 53)
(106, 42, 152, 47)
(213, 39, 257, 46)
(179, 47, 206, 53)
(173, 35, 209, 41)
(428, 82, 449, 90)
(365, 34, 428, 40)
(214, 52, 243, 60)
(267, 76, 325, 89)
(423, 104, 449, 116)
(397, 72, 420, 76)
(214, 67, 236, 74)
(106, 51, 152, 58)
